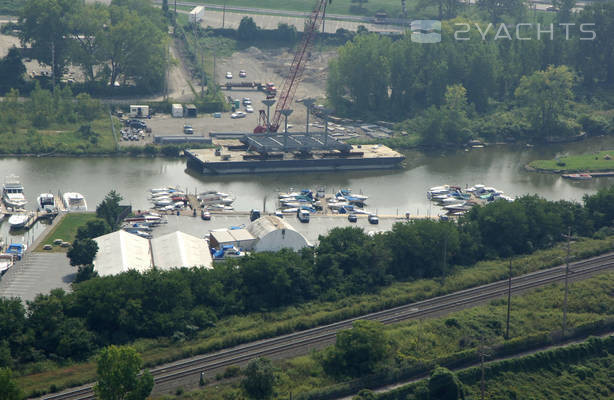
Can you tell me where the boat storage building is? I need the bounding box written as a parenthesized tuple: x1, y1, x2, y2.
(246, 216, 310, 252)
(93, 230, 152, 276)
(151, 231, 212, 270)
(93, 230, 213, 277)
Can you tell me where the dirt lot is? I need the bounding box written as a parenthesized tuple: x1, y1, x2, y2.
(216, 46, 335, 128)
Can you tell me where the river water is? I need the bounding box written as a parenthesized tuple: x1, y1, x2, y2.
(2, 136, 614, 245)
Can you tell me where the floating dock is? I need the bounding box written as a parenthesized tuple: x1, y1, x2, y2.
(186, 135, 405, 175)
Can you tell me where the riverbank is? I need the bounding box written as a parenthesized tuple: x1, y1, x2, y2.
(527, 150, 614, 174)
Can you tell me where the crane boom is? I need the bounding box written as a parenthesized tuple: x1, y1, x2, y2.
(266, 0, 330, 132)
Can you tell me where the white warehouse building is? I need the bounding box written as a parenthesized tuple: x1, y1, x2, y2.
(93, 230, 152, 276)
(246, 216, 310, 252)
(151, 231, 213, 270)
(93, 230, 212, 277)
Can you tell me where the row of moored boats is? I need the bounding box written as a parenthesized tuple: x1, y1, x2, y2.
(1, 175, 87, 230)
(148, 187, 236, 212)
(427, 184, 514, 216)
(277, 187, 370, 217)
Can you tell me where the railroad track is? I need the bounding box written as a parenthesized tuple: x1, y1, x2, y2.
(41, 252, 614, 400)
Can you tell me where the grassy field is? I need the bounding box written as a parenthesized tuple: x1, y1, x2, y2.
(0, 117, 119, 155)
(16, 235, 614, 396)
(189, 0, 419, 17)
(166, 270, 614, 399)
(529, 151, 614, 172)
(34, 213, 99, 252)
(464, 352, 614, 399)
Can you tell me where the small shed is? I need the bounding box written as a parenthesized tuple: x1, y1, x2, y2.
(209, 228, 256, 250)
(185, 104, 198, 118)
(171, 104, 184, 118)
(129, 105, 149, 118)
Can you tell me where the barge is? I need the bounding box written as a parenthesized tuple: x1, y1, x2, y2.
(186, 134, 405, 175)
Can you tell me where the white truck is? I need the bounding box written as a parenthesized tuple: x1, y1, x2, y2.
(189, 6, 205, 24)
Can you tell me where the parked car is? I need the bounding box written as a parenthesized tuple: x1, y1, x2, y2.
(368, 214, 379, 224)
(201, 210, 211, 220)
(239, 70, 247, 78)
(245, 105, 254, 113)
(348, 213, 357, 223)
(127, 119, 147, 129)
(225, 71, 233, 79)
(242, 97, 251, 105)
(250, 209, 261, 221)
(183, 124, 194, 134)
(234, 111, 246, 118)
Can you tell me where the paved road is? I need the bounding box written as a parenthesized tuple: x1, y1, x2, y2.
(0, 252, 74, 302)
(152, 213, 403, 245)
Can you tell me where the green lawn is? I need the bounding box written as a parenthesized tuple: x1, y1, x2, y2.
(189, 0, 417, 17)
(529, 150, 614, 172)
(0, 117, 119, 156)
(34, 213, 99, 252)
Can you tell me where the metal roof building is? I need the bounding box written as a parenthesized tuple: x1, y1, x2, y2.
(151, 231, 213, 270)
(93, 230, 152, 277)
(246, 216, 310, 252)
(209, 228, 256, 250)
(93, 230, 213, 277)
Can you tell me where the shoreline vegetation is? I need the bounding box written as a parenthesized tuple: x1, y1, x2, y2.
(16, 235, 614, 396)
(528, 150, 614, 174)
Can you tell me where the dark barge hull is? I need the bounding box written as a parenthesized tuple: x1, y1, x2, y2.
(186, 152, 405, 175)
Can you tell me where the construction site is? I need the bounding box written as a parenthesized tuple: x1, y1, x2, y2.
(185, 0, 404, 175)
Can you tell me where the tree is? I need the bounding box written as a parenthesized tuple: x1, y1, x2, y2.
(67, 3, 109, 82)
(514, 65, 574, 138)
(323, 320, 389, 377)
(428, 367, 464, 400)
(238, 17, 258, 41)
(96, 190, 124, 230)
(67, 238, 99, 267)
(0, 47, 26, 93)
(0, 367, 22, 400)
(94, 345, 153, 400)
(19, 0, 79, 83)
(75, 264, 99, 283)
(242, 358, 275, 399)
(478, 0, 525, 22)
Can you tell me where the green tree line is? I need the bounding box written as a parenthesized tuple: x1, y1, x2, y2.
(3, 186, 614, 368)
(327, 3, 614, 142)
(17, 0, 168, 93)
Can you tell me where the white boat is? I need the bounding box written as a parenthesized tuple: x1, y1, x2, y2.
(8, 213, 33, 229)
(62, 192, 88, 212)
(2, 175, 27, 209)
(0, 253, 14, 275)
(37, 193, 56, 212)
(154, 198, 173, 206)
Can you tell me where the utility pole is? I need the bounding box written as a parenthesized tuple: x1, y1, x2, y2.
(222, 1, 227, 28)
(201, 52, 205, 95)
(442, 232, 447, 281)
(51, 41, 56, 93)
(562, 226, 571, 339)
(480, 338, 486, 400)
(505, 258, 512, 340)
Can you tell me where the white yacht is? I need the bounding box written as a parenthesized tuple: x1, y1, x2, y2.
(2, 175, 27, 210)
(62, 192, 88, 212)
(37, 193, 56, 212)
(8, 213, 33, 229)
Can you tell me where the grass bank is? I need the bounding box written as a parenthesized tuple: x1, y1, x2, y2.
(528, 150, 614, 172)
(16, 235, 614, 396)
(165, 270, 614, 399)
(34, 213, 99, 253)
(186, 0, 420, 17)
(0, 117, 119, 156)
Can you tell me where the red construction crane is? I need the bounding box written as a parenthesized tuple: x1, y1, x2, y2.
(254, 0, 331, 133)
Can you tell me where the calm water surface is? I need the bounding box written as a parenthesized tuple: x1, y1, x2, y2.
(2, 136, 614, 244)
